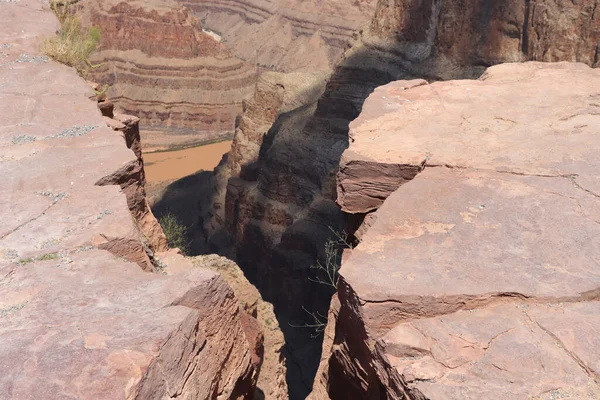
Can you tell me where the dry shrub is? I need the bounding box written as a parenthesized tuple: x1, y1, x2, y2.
(159, 212, 190, 255)
(42, 3, 100, 75)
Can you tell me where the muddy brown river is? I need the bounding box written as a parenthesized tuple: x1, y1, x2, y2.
(144, 141, 232, 183)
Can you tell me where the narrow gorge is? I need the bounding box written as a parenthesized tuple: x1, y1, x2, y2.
(1, 0, 599, 399)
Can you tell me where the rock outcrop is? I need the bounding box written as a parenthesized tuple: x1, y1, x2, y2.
(311, 62, 600, 399)
(78, 0, 259, 150)
(192, 254, 289, 399)
(207, 1, 599, 393)
(0, 1, 261, 397)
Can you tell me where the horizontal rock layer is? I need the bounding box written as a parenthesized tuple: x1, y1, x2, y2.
(0, 1, 260, 397)
(178, 0, 378, 72)
(313, 62, 600, 399)
(79, 0, 259, 149)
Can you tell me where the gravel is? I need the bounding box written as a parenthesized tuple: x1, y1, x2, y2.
(11, 135, 36, 145)
(36, 190, 67, 202)
(53, 125, 97, 139)
(14, 54, 49, 63)
(5, 249, 18, 260)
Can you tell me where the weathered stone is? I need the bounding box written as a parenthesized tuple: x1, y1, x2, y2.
(0, 1, 261, 397)
(313, 63, 600, 398)
(98, 100, 114, 118)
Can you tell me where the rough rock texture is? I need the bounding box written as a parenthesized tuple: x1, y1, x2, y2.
(207, 1, 600, 395)
(0, 1, 260, 397)
(192, 254, 289, 400)
(206, 70, 328, 249)
(179, 0, 378, 72)
(97, 110, 169, 253)
(312, 62, 600, 399)
(78, 0, 259, 150)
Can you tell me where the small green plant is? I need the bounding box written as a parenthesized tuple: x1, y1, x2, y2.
(17, 252, 59, 265)
(159, 212, 190, 255)
(292, 228, 355, 337)
(37, 252, 59, 261)
(42, 2, 100, 76)
(289, 306, 329, 338)
(309, 228, 354, 288)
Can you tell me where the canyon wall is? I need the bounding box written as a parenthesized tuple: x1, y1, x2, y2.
(0, 1, 261, 397)
(79, 0, 259, 150)
(178, 0, 378, 72)
(311, 61, 600, 399)
(209, 0, 600, 396)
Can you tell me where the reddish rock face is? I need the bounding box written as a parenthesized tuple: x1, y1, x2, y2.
(178, 0, 379, 72)
(0, 1, 261, 397)
(78, 0, 259, 150)
(207, 1, 599, 392)
(312, 62, 600, 399)
(370, 0, 600, 72)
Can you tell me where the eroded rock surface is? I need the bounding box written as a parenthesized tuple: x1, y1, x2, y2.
(313, 62, 600, 399)
(0, 1, 260, 397)
(179, 0, 378, 72)
(207, 1, 600, 394)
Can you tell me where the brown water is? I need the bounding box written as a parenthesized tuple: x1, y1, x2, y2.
(144, 141, 232, 183)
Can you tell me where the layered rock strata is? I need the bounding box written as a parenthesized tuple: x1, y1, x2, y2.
(178, 0, 378, 72)
(312, 62, 600, 399)
(209, 1, 600, 393)
(78, 0, 259, 149)
(0, 1, 261, 397)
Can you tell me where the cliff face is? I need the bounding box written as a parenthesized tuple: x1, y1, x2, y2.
(0, 1, 261, 397)
(178, 0, 378, 72)
(78, 0, 259, 150)
(369, 0, 599, 76)
(208, 0, 600, 395)
(311, 62, 600, 399)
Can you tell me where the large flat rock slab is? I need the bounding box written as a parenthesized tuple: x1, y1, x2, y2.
(339, 62, 600, 213)
(0, 251, 254, 399)
(383, 301, 600, 399)
(344, 167, 600, 310)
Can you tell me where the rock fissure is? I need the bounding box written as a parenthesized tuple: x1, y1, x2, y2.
(525, 310, 600, 383)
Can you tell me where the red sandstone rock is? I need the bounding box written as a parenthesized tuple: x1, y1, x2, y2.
(0, 1, 261, 397)
(312, 62, 600, 399)
(98, 100, 115, 118)
(180, 0, 378, 72)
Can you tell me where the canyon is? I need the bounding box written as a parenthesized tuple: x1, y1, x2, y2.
(0, 1, 267, 398)
(203, 0, 600, 397)
(1, 0, 599, 399)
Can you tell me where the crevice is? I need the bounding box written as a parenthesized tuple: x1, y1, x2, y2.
(0, 201, 57, 240)
(526, 311, 599, 382)
(360, 289, 600, 329)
